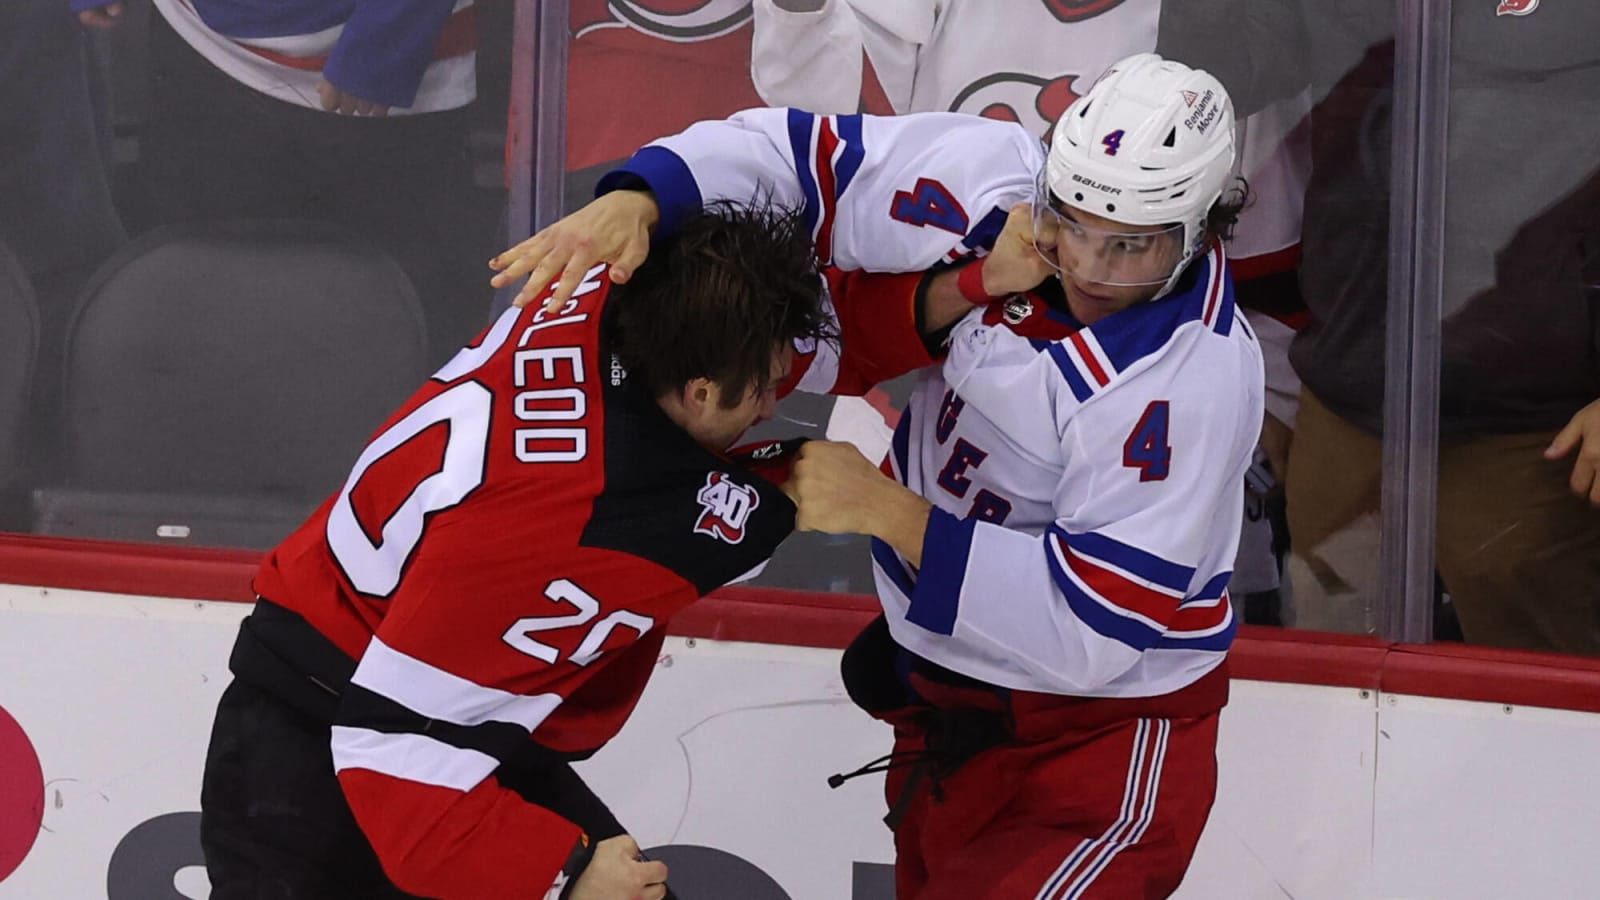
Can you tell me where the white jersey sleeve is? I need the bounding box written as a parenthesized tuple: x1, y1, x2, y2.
(875, 249, 1265, 695)
(750, 0, 941, 114)
(749, 0, 866, 114)
(594, 107, 1041, 272)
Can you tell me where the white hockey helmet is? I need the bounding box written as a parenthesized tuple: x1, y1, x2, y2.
(1037, 53, 1237, 298)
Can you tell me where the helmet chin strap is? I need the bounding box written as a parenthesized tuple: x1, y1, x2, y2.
(1149, 235, 1206, 302)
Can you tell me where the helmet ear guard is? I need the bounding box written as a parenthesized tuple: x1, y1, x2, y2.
(1039, 53, 1238, 299)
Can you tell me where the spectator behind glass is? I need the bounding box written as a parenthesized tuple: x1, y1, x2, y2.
(1159, 0, 1600, 654)
(72, 0, 499, 365)
(750, 0, 1313, 623)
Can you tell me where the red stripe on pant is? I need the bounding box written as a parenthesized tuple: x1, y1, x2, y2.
(886, 712, 1219, 899)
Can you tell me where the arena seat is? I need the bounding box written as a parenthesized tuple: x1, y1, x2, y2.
(32, 219, 429, 548)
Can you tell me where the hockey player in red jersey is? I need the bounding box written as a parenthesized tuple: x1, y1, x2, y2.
(494, 54, 1263, 898)
(198, 201, 959, 900)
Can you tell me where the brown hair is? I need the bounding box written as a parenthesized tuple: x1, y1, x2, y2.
(610, 199, 834, 408)
(1205, 177, 1251, 243)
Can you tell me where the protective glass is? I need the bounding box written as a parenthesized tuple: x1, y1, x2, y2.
(1032, 174, 1186, 288)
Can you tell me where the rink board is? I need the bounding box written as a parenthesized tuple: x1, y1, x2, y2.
(1, 580, 1599, 899)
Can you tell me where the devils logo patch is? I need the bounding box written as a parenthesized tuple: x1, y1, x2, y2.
(694, 472, 761, 544)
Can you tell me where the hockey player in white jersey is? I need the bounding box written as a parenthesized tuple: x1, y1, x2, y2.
(493, 53, 1264, 898)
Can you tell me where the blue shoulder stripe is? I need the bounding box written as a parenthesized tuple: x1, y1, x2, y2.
(1211, 275, 1237, 335)
(1082, 249, 1228, 374)
(1047, 343, 1095, 402)
(787, 109, 821, 234)
(1045, 535, 1162, 650)
(1067, 531, 1194, 594)
(834, 115, 865, 197)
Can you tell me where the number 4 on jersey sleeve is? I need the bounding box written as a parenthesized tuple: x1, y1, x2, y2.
(890, 178, 971, 235)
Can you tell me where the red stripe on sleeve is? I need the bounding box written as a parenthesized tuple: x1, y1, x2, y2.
(1061, 538, 1182, 624)
(1169, 595, 1232, 633)
(813, 119, 841, 264)
(823, 268, 939, 395)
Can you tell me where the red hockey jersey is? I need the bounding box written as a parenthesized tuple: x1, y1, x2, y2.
(245, 263, 934, 899)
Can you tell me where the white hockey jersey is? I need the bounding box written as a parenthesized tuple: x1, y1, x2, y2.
(599, 108, 1264, 698)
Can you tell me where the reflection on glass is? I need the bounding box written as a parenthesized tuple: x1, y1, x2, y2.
(1, 0, 511, 549)
(1428, 3, 1600, 656)
(1164, 1, 1600, 656)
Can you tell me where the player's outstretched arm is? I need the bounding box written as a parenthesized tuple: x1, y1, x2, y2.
(567, 835, 671, 900)
(490, 190, 660, 312)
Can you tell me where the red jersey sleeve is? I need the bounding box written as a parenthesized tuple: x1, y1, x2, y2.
(331, 543, 698, 899)
(783, 267, 940, 397)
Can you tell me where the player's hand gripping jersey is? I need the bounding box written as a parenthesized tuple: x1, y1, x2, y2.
(603, 108, 1265, 700)
(243, 263, 935, 899)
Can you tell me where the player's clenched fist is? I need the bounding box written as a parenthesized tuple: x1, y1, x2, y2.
(788, 441, 933, 566)
(490, 190, 661, 313)
(567, 835, 670, 900)
(979, 201, 1057, 296)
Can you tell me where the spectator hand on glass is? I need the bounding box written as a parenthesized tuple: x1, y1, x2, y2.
(1545, 397, 1600, 506)
(76, 1, 123, 28)
(489, 190, 660, 313)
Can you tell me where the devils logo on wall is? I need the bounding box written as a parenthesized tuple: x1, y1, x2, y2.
(948, 71, 1083, 140)
(568, 0, 764, 172)
(577, 0, 752, 43)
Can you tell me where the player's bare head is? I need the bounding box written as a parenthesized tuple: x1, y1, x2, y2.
(610, 198, 833, 409)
